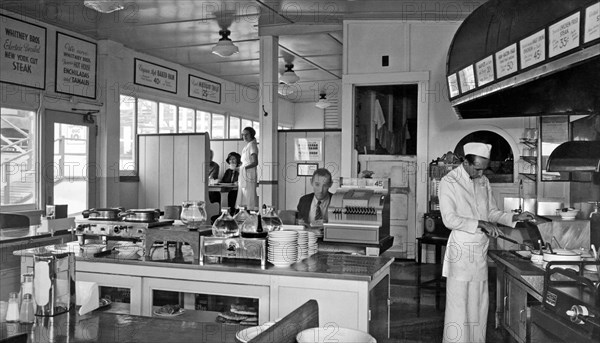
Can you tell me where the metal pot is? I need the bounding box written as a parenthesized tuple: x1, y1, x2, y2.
(82, 208, 125, 220)
(119, 209, 162, 222)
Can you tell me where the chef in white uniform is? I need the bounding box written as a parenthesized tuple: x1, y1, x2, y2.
(439, 142, 533, 343)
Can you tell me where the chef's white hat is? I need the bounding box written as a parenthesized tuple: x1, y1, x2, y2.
(463, 142, 492, 159)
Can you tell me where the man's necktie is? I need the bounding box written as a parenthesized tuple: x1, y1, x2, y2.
(315, 200, 323, 221)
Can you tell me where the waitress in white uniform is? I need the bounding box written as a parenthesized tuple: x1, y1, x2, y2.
(439, 142, 533, 343)
(236, 127, 259, 210)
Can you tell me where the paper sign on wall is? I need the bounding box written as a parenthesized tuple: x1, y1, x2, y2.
(134, 58, 178, 94)
(549, 12, 580, 58)
(520, 30, 546, 69)
(188, 75, 221, 104)
(447, 73, 459, 98)
(0, 15, 46, 89)
(584, 3, 600, 43)
(458, 65, 476, 93)
(294, 138, 322, 161)
(55, 32, 97, 98)
(495, 43, 518, 78)
(475, 56, 494, 87)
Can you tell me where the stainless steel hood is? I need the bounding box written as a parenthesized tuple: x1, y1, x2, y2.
(546, 141, 600, 172)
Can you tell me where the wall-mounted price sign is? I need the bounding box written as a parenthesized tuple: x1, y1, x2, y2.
(475, 55, 494, 86)
(458, 65, 476, 93)
(549, 12, 580, 58)
(584, 3, 600, 43)
(447, 73, 459, 98)
(520, 30, 546, 69)
(495, 43, 518, 78)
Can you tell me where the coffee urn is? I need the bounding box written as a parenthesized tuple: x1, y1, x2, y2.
(33, 252, 75, 316)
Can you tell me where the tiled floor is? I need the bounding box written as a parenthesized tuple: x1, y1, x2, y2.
(385, 261, 519, 343)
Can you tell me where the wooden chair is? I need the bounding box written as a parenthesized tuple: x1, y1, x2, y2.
(246, 299, 319, 343)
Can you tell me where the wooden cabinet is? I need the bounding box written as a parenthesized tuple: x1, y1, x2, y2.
(504, 276, 529, 343)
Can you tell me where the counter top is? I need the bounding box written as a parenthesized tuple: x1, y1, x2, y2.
(0, 227, 71, 244)
(489, 250, 545, 297)
(14, 243, 394, 282)
(0, 308, 241, 343)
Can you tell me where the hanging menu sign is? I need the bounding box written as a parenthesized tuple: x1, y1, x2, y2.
(458, 65, 476, 93)
(549, 12, 580, 58)
(584, 3, 600, 43)
(0, 15, 46, 89)
(55, 32, 97, 98)
(475, 55, 494, 86)
(447, 73, 459, 98)
(495, 43, 518, 78)
(519, 30, 546, 69)
(188, 75, 221, 104)
(134, 58, 178, 94)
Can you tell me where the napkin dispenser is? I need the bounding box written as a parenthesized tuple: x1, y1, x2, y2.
(34, 252, 75, 316)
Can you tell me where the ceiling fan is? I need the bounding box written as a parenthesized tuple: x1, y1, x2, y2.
(211, 9, 239, 57)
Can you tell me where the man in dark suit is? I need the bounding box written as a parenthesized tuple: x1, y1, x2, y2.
(297, 168, 333, 227)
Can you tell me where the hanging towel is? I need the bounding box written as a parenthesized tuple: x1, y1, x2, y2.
(373, 99, 386, 130)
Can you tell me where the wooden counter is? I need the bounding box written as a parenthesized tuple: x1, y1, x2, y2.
(14, 245, 393, 341)
(0, 308, 242, 343)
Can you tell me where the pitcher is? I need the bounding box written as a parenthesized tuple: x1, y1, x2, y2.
(180, 201, 206, 229)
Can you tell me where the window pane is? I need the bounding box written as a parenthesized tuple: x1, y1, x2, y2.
(253, 121, 260, 141)
(212, 114, 225, 139)
(137, 99, 158, 134)
(241, 119, 253, 131)
(179, 107, 195, 133)
(1, 108, 37, 207)
(159, 103, 177, 133)
(229, 116, 240, 139)
(196, 111, 211, 134)
(120, 95, 135, 171)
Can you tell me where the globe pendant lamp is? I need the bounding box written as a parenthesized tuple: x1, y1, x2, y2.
(315, 93, 331, 109)
(278, 82, 295, 96)
(212, 30, 239, 57)
(280, 64, 299, 85)
(84, 0, 124, 13)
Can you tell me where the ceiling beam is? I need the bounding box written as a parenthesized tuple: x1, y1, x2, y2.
(278, 45, 341, 79)
(259, 23, 342, 36)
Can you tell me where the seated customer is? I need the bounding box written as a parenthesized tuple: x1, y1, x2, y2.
(221, 152, 241, 212)
(297, 168, 333, 227)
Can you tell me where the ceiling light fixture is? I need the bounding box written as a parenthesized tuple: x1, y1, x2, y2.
(212, 30, 239, 57)
(280, 64, 299, 85)
(315, 93, 332, 109)
(83, 0, 124, 13)
(277, 82, 295, 96)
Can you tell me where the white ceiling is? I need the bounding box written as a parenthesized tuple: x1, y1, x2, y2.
(0, 0, 478, 102)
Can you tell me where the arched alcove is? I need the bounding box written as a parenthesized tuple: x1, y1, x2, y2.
(454, 130, 514, 183)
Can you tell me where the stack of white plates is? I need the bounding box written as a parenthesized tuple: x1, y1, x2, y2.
(307, 231, 318, 256)
(268, 231, 298, 267)
(297, 231, 309, 261)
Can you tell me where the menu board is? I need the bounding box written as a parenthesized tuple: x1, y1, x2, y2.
(520, 30, 546, 69)
(495, 43, 518, 78)
(134, 58, 178, 94)
(475, 56, 494, 86)
(294, 138, 322, 161)
(0, 15, 46, 89)
(188, 75, 221, 104)
(458, 65, 476, 93)
(584, 3, 600, 43)
(55, 32, 97, 98)
(447, 73, 459, 98)
(549, 12, 580, 58)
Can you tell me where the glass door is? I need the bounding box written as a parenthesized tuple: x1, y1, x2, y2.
(42, 110, 97, 215)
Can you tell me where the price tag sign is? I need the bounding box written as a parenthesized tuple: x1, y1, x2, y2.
(549, 12, 580, 58)
(520, 30, 546, 69)
(584, 3, 600, 43)
(475, 55, 494, 86)
(447, 73, 459, 98)
(495, 43, 518, 78)
(458, 65, 476, 93)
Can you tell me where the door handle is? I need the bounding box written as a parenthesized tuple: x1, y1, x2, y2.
(519, 308, 525, 323)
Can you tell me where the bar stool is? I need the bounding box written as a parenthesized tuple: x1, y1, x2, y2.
(416, 235, 448, 311)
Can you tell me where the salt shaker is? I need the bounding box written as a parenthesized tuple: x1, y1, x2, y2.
(5, 292, 20, 322)
(19, 294, 34, 323)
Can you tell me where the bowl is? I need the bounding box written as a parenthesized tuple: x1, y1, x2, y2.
(115, 245, 141, 259)
(558, 208, 579, 220)
(80, 244, 104, 255)
(296, 327, 376, 343)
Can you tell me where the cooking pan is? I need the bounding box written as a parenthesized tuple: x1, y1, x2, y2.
(82, 207, 125, 220)
(119, 209, 162, 222)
